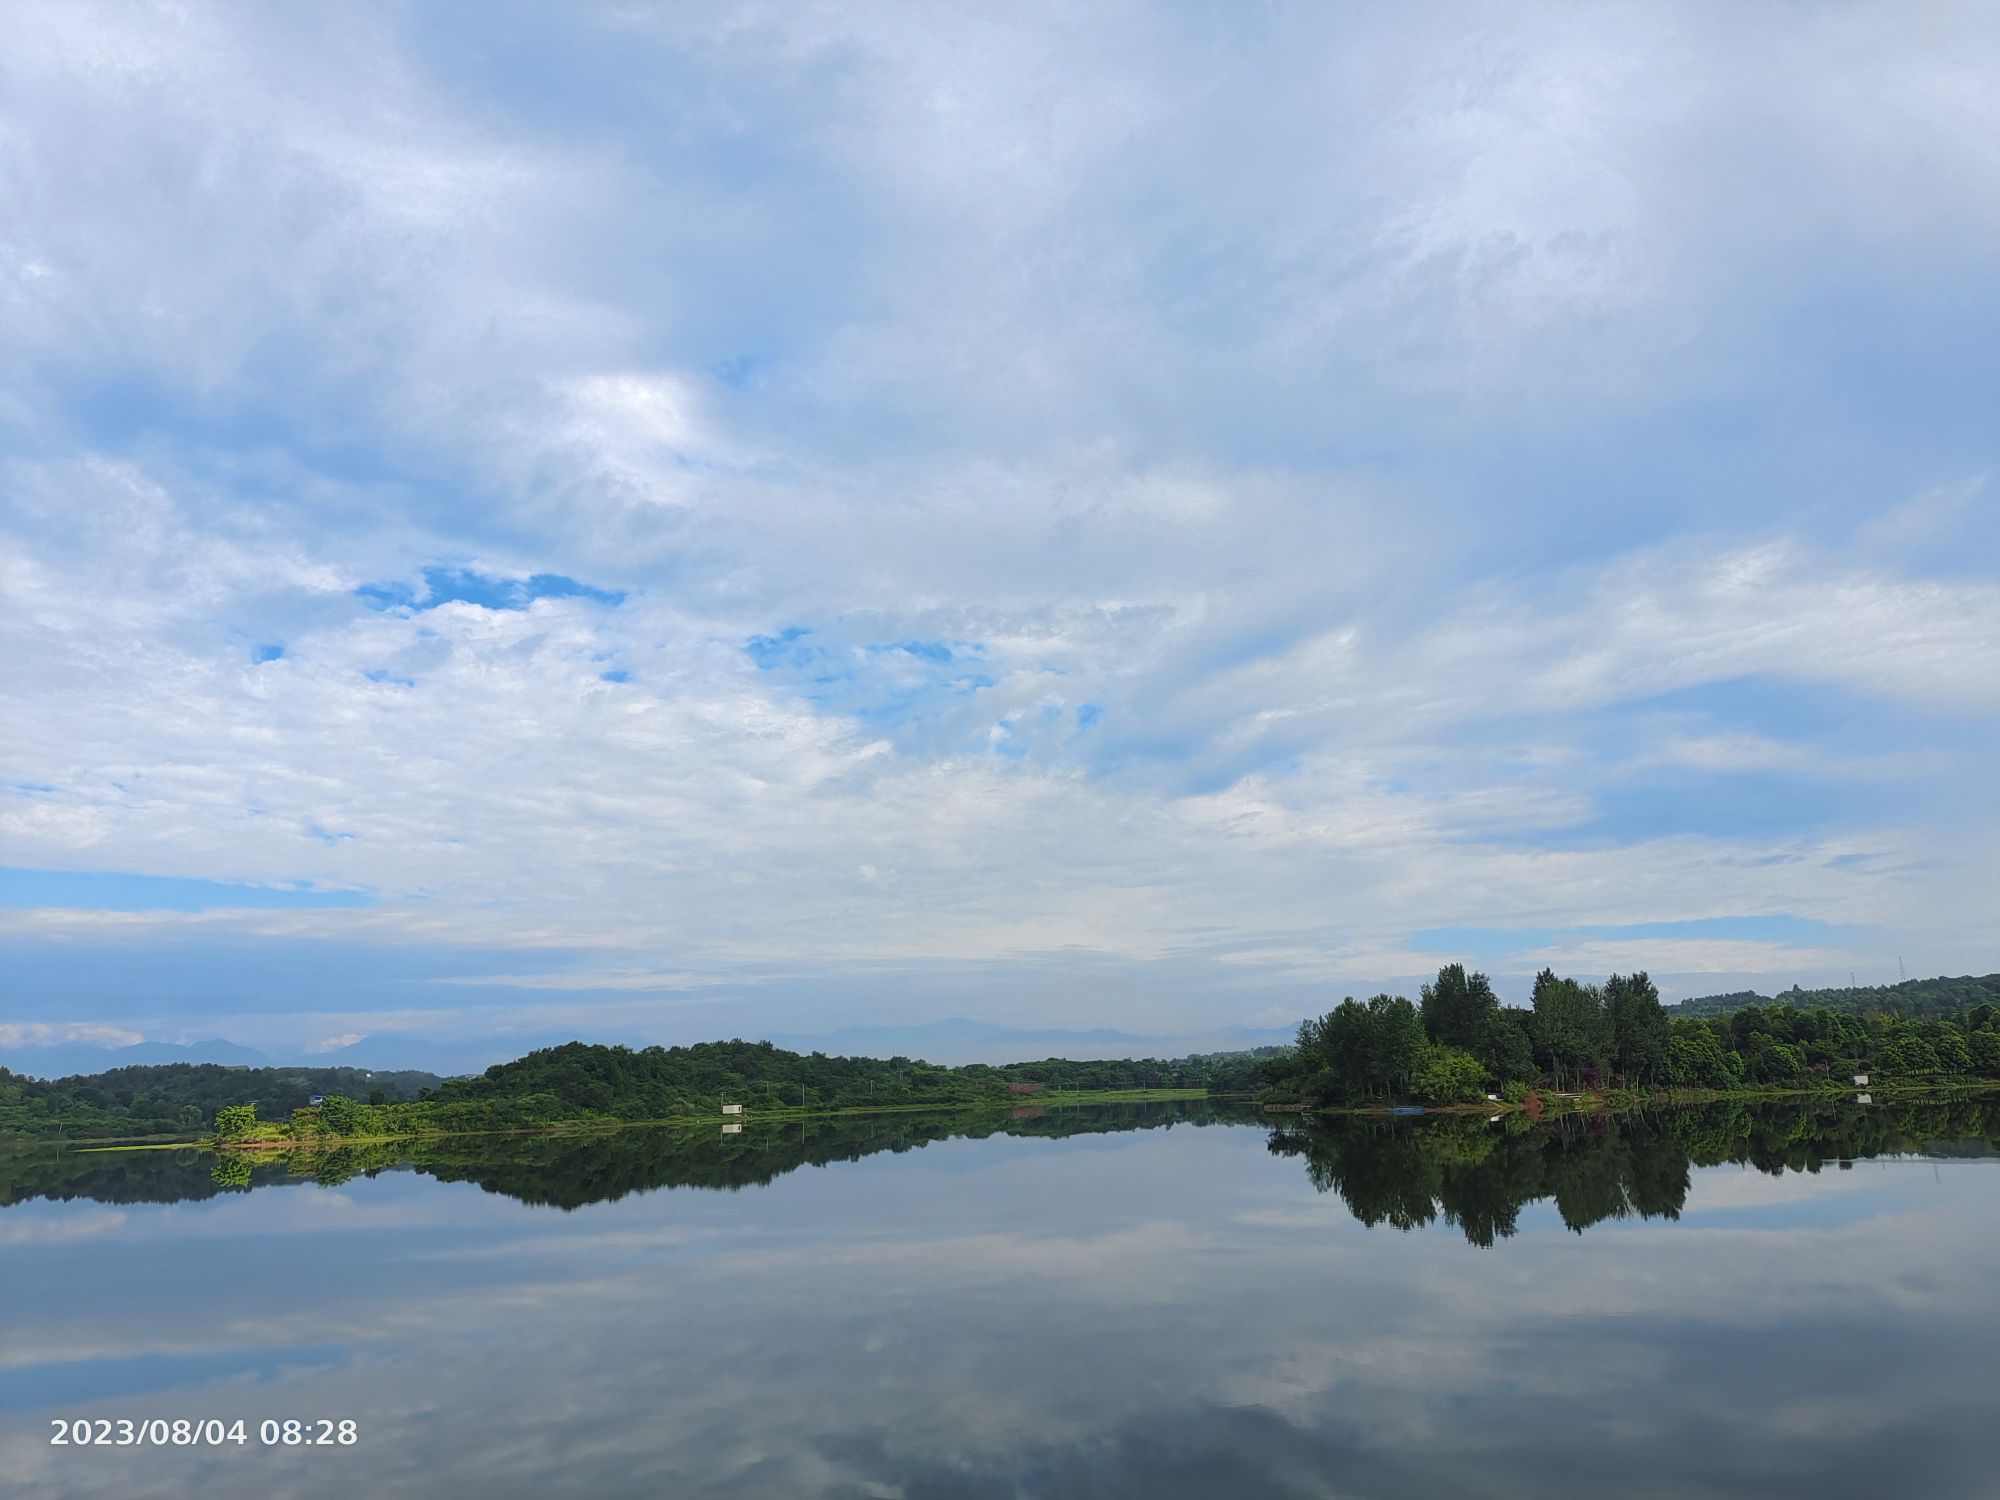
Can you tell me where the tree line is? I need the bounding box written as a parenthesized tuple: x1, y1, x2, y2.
(5, 1038, 1274, 1141)
(1262, 963, 2000, 1107)
(0, 1062, 443, 1140)
(1671, 971, 2000, 1020)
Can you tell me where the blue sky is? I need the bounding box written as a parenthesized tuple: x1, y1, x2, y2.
(1, 2, 1996, 1056)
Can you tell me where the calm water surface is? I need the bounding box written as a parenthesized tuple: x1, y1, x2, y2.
(4, 1098, 1997, 1499)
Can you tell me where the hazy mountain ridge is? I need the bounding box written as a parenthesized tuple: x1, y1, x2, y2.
(0, 1019, 1301, 1080)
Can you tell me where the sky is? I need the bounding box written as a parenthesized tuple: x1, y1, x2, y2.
(2, 1, 1997, 1058)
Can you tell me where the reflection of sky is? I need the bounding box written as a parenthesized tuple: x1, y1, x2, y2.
(4, 1120, 1997, 1500)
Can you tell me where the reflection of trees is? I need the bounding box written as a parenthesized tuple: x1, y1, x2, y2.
(0, 1146, 276, 1206)
(8, 1096, 1994, 1221)
(0, 1101, 1256, 1209)
(1269, 1095, 2000, 1247)
(409, 1102, 1252, 1209)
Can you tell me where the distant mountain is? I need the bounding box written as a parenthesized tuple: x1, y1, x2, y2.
(300, 1033, 571, 1076)
(2, 1018, 1308, 1083)
(1670, 972, 2000, 1020)
(767, 1018, 1303, 1066)
(0, 1037, 272, 1080)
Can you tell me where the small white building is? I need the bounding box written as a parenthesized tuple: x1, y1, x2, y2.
(721, 1122, 742, 1135)
(720, 1103, 743, 1116)
(1852, 1073, 1869, 1087)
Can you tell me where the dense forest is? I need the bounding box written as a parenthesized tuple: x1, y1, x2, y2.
(1671, 972, 2000, 1020)
(0, 1062, 444, 1140)
(0, 1040, 1271, 1141)
(1261, 964, 2000, 1108)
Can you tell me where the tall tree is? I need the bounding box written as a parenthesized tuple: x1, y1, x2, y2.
(1420, 964, 1501, 1052)
(1479, 1007, 1538, 1083)
(1365, 994, 1430, 1099)
(1531, 969, 1607, 1089)
(1603, 971, 1670, 1085)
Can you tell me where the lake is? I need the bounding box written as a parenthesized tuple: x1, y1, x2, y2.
(4, 1097, 1997, 1499)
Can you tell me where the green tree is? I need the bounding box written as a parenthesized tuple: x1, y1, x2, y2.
(1367, 994, 1430, 1099)
(1970, 1029, 2000, 1075)
(1666, 1020, 1739, 1088)
(318, 1095, 364, 1134)
(1927, 1026, 1973, 1074)
(1882, 1032, 1940, 1075)
(1295, 994, 1429, 1102)
(213, 1104, 258, 1140)
(1531, 970, 1606, 1089)
(1413, 1046, 1488, 1104)
(1603, 971, 1670, 1085)
(1305, 999, 1377, 1102)
(1420, 964, 1500, 1052)
(1479, 1008, 1537, 1083)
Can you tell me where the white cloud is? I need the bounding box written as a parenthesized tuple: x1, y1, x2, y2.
(0, 1020, 143, 1048)
(0, 3, 1996, 1040)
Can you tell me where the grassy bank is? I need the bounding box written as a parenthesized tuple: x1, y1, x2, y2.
(202, 1086, 1219, 1151)
(1272, 1075, 2000, 1121)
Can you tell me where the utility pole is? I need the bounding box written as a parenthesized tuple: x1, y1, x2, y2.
(1898, 956, 1906, 983)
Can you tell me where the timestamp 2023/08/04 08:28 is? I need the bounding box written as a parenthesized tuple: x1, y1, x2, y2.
(49, 1418, 358, 1449)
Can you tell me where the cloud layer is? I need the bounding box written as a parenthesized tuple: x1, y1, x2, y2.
(2, 2, 1996, 1047)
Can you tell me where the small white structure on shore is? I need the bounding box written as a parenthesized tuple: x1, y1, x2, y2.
(721, 1102, 743, 1116)
(1855, 1092, 1872, 1105)
(721, 1122, 743, 1135)
(1852, 1073, 1869, 1087)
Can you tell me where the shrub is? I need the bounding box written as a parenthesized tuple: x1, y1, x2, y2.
(1413, 1047, 1487, 1105)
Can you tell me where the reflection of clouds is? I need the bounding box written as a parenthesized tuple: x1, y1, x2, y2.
(405, 1223, 717, 1259)
(0, 1210, 124, 1246)
(4, 1131, 1998, 1499)
(1682, 1159, 1916, 1212)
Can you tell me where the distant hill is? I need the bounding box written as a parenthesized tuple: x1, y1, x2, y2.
(304, 1033, 528, 1075)
(430, 1038, 1268, 1124)
(767, 1018, 1303, 1066)
(0, 1037, 272, 1080)
(1671, 973, 2000, 1020)
(1, 1018, 1306, 1081)
(0, 1039, 1268, 1139)
(0, 1062, 449, 1138)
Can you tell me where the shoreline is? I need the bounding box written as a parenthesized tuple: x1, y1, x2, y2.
(64, 1086, 1222, 1153)
(1266, 1076, 2000, 1120)
(29, 1078, 2000, 1155)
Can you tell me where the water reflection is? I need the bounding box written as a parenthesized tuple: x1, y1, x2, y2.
(3, 1096, 1998, 1500)
(1270, 1095, 2000, 1245)
(0, 1099, 1253, 1210)
(6, 1096, 1992, 1231)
